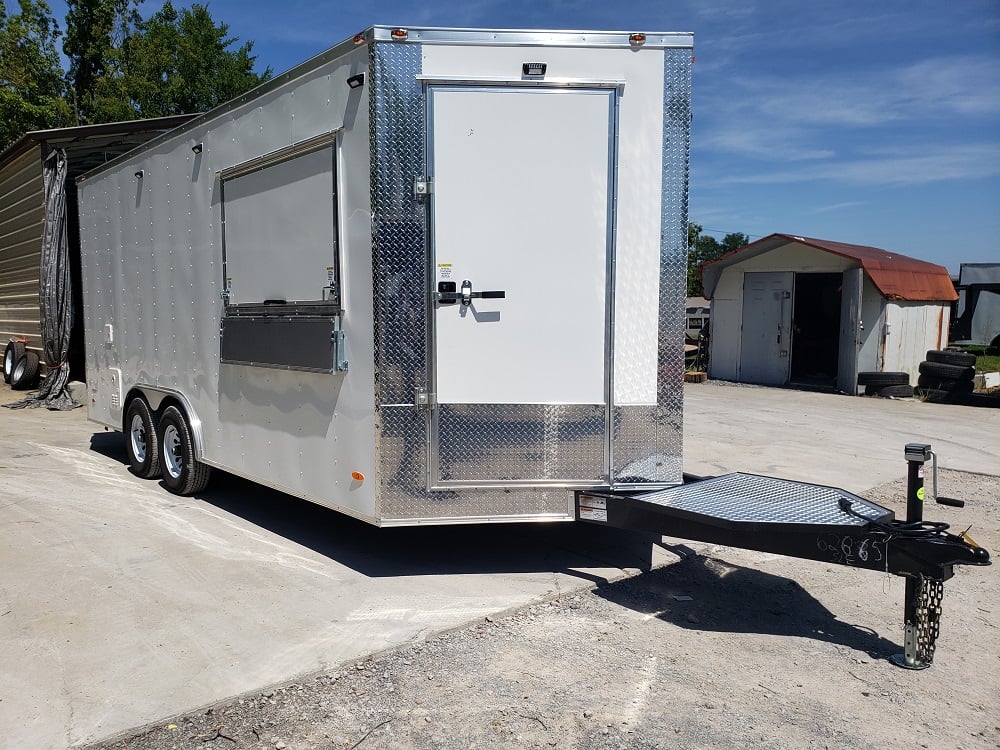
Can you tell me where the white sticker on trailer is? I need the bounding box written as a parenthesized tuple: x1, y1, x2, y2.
(579, 496, 608, 522)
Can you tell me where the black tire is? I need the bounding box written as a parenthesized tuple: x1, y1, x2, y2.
(916, 374, 974, 393)
(857, 371, 909, 387)
(124, 398, 162, 479)
(4, 340, 25, 384)
(915, 388, 955, 404)
(873, 383, 914, 399)
(918, 361, 974, 381)
(925, 349, 977, 367)
(10, 351, 40, 390)
(157, 405, 211, 495)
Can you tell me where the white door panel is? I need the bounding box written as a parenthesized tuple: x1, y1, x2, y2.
(430, 86, 612, 405)
(739, 272, 793, 385)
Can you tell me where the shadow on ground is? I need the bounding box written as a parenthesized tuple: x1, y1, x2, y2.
(593, 552, 900, 659)
(88, 430, 664, 582)
(89, 431, 899, 657)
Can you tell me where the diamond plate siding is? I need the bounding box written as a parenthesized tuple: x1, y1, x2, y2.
(380, 404, 573, 521)
(638, 473, 891, 526)
(613, 48, 690, 485)
(370, 42, 427, 407)
(438, 404, 606, 482)
(370, 42, 429, 519)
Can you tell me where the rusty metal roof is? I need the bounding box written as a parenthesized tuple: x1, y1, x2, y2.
(701, 233, 957, 302)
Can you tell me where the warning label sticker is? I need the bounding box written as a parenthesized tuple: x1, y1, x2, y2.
(437, 263, 453, 280)
(578, 496, 608, 523)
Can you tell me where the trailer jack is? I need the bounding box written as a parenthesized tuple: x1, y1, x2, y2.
(576, 443, 989, 669)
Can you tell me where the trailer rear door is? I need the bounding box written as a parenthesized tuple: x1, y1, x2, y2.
(428, 84, 616, 488)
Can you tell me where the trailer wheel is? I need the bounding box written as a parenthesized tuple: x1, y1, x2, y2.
(10, 351, 40, 390)
(158, 405, 211, 495)
(4, 340, 25, 384)
(125, 398, 162, 479)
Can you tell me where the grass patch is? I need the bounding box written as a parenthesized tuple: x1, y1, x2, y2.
(962, 345, 1000, 373)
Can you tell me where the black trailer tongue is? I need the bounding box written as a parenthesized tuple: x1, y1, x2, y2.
(577, 443, 990, 670)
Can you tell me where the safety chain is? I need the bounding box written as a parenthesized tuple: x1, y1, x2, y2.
(915, 575, 944, 665)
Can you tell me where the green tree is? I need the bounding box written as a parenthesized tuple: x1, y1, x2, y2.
(62, 0, 137, 122)
(687, 224, 750, 297)
(0, 0, 72, 148)
(87, 1, 271, 121)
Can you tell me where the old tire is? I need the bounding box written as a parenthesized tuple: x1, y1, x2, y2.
(857, 371, 909, 387)
(918, 361, 974, 381)
(925, 349, 977, 367)
(158, 405, 211, 495)
(916, 388, 955, 404)
(10, 350, 40, 390)
(125, 398, 162, 479)
(916, 374, 974, 393)
(3, 340, 25, 384)
(873, 383, 914, 399)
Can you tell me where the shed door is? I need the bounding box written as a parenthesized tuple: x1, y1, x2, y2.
(739, 272, 793, 385)
(837, 267, 864, 393)
(428, 85, 615, 487)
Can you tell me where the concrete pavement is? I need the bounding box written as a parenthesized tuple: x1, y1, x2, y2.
(1, 383, 998, 748)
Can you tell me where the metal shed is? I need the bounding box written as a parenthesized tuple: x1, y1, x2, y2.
(0, 117, 195, 387)
(701, 234, 957, 393)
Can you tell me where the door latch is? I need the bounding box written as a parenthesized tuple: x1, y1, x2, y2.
(433, 279, 506, 306)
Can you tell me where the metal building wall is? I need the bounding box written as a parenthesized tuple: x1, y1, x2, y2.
(0, 146, 44, 354)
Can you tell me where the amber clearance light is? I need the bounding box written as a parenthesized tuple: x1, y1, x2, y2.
(390, 28, 408, 41)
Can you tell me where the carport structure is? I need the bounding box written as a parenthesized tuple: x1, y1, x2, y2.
(701, 234, 957, 393)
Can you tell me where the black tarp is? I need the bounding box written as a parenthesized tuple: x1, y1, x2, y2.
(6, 147, 79, 410)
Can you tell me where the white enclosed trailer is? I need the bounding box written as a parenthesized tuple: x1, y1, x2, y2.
(76, 26, 990, 668)
(77, 26, 694, 525)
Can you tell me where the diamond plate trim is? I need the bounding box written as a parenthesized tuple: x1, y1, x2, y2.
(379, 404, 574, 520)
(612, 48, 690, 485)
(370, 42, 427, 407)
(637, 473, 891, 526)
(438, 404, 606, 483)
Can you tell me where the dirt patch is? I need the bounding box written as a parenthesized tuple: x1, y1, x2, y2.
(83, 471, 998, 750)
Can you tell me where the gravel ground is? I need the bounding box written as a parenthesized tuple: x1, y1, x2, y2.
(82, 470, 998, 750)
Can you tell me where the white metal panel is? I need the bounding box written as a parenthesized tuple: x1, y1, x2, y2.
(856, 275, 883, 374)
(78, 44, 379, 522)
(707, 268, 742, 381)
(422, 44, 664, 405)
(739, 272, 793, 385)
(879, 301, 949, 382)
(430, 86, 612, 405)
(837, 267, 863, 393)
(222, 146, 336, 304)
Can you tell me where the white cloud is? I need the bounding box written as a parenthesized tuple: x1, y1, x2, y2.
(713, 143, 1000, 186)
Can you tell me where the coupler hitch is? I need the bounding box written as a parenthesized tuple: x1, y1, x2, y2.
(576, 444, 990, 669)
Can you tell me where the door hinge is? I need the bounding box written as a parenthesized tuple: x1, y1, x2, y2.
(415, 389, 436, 408)
(413, 177, 432, 199)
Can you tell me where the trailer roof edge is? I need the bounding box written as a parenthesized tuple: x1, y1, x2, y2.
(77, 25, 693, 183)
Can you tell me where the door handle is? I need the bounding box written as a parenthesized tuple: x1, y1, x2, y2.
(434, 279, 506, 306)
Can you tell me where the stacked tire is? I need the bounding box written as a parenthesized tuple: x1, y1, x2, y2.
(3, 339, 40, 391)
(916, 350, 976, 404)
(857, 371, 912, 398)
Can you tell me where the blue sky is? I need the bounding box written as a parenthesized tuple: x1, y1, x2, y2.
(44, 0, 1000, 273)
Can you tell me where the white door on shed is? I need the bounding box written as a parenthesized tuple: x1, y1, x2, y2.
(838, 267, 864, 393)
(739, 271, 793, 385)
